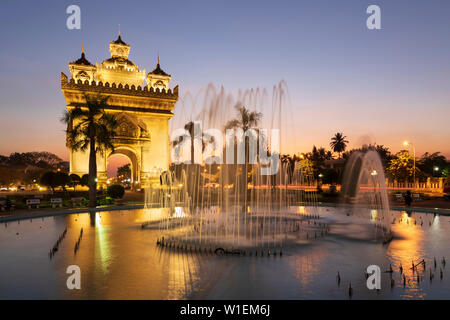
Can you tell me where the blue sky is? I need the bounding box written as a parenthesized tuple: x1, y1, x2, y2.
(0, 0, 449, 164)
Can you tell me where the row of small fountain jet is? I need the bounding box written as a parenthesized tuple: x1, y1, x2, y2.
(340, 256, 447, 298)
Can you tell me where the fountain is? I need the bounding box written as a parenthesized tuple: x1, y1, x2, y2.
(142, 84, 394, 254)
(141, 82, 328, 255)
(142, 160, 328, 255)
(340, 150, 393, 242)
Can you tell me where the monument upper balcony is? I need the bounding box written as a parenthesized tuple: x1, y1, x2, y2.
(61, 72, 178, 115)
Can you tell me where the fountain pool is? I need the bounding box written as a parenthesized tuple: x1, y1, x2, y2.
(1, 206, 450, 300)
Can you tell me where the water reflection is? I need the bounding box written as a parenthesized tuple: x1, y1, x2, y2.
(386, 211, 426, 298)
(1, 208, 450, 299)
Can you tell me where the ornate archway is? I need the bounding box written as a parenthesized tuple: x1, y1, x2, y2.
(95, 113, 150, 189)
(107, 147, 139, 187)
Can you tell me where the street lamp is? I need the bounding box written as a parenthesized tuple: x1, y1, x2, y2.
(403, 141, 416, 186)
(434, 166, 440, 177)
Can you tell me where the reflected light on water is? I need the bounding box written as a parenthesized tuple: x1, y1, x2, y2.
(95, 212, 111, 275)
(290, 248, 328, 287)
(2, 208, 450, 299)
(387, 211, 426, 299)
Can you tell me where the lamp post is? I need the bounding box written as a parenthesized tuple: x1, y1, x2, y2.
(403, 141, 416, 187)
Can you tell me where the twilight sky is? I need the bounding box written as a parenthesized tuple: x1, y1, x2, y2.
(0, 0, 449, 175)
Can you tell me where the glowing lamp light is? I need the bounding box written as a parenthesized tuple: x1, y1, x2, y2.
(403, 141, 409, 147)
(371, 170, 378, 176)
(434, 166, 439, 171)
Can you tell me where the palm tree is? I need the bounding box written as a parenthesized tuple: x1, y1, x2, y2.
(62, 94, 118, 207)
(225, 105, 262, 132)
(172, 121, 218, 208)
(281, 154, 301, 184)
(330, 132, 349, 158)
(172, 121, 207, 165)
(225, 105, 262, 209)
(308, 146, 333, 178)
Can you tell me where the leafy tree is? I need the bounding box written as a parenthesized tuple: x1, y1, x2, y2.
(296, 157, 315, 176)
(0, 151, 69, 185)
(62, 94, 118, 207)
(443, 166, 450, 178)
(343, 144, 392, 168)
(306, 146, 333, 178)
(419, 152, 447, 177)
(39, 171, 70, 191)
(7, 152, 64, 169)
(330, 132, 349, 158)
(70, 174, 81, 191)
(117, 163, 131, 179)
(40, 171, 57, 192)
(387, 151, 421, 181)
(80, 174, 89, 187)
(54, 172, 70, 191)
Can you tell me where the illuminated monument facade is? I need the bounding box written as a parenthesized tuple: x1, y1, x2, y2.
(61, 30, 178, 188)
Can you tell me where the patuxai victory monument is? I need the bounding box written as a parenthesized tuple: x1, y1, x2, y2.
(61, 29, 178, 188)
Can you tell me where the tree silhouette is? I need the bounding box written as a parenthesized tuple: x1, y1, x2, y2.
(330, 132, 349, 158)
(225, 105, 262, 209)
(62, 94, 118, 207)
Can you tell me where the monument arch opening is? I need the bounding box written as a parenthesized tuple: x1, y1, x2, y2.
(107, 147, 138, 187)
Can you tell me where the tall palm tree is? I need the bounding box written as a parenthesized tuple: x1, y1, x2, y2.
(281, 154, 301, 184)
(330, 132, 349, 158)
(62, 94, 118, 207)
(172, 121, 214, 207)
(225, 105, 262, 209)
(172, 121, 211, 165)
